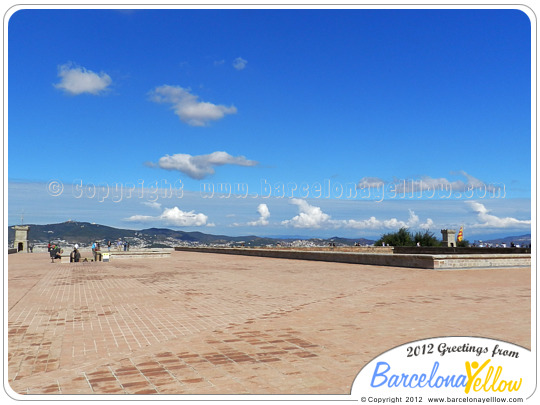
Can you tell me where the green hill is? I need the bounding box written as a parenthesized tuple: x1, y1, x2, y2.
(7, 221, 374, 248)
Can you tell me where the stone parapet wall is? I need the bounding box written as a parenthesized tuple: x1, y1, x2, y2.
(59, 249, 172, 262)
(174, 247, 530, 270)
(393, 246, 531, 254)
(432, 254, 532, 269)
(258, 246, 394, 253)
(107, 250, 172, 260)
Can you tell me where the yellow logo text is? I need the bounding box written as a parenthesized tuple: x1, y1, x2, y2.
(464, 360, 522, 394)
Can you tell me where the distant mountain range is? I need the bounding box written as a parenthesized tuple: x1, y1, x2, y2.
(7, 221, 375, 248)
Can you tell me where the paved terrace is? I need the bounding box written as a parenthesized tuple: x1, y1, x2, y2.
(7, 251, 531, 395)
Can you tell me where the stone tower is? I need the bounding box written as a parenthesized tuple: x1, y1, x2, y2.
(441, 229, 457, 247)
(13, 225, 30, 253)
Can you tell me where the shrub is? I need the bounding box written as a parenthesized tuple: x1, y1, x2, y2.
(375, 228, 440, 247)
(413, 230, 440, 246)
(375, 227, 413, 246)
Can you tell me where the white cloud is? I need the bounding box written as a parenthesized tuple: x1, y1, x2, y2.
(160, 207, 209, 226)
(358, 171, 504, 196)
(233, 57, 247, 70)
(248, 204, 270, 226)
(154, 151, 258, 180)
(124, 214, 154, 222)
(54, 63, 112, 95)
(356, 177, 385, 188)
(456, 171, 486, 189)
(149, 85, 237, 126)
(466, 201, 531, 228)
(281, 199, 332, 229)
(282, 199, 434, 231)
(344, 209, 433, 231)
(420, 218, 435, 230)
(141, 201, 162, 210)
(125, 206, 209, 227)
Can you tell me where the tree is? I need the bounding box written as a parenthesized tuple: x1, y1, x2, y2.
(375, 228, 441, 247)
(457, 239, 470, 248)
(413, 230, 440, 247)
(375, 227, 414, 246)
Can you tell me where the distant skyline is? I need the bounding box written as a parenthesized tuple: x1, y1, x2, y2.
(7, 6, 533, 241)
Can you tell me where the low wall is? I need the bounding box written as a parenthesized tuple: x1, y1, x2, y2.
(60, 249, 172, 262)
(107, 250, 172, 259)
(8, 248, 18, 254)
(174, 247, 530, 270)
(259, 246, 394, 253)
(432, 254, 532, 269)
(393, 246, 531, 255)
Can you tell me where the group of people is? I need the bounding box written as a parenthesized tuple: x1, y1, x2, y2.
(48, 242, 98, 262)
(116, 239, 129, 252)
(49, 243, 83, 263)
(48, 243, 63, 262)
(48, 239, 131, 263)
(107, 240, 129, 251)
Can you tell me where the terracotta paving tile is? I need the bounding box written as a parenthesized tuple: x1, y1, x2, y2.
(164, 364, 189, 370)
(134, 388, 158, 394)
(154, 384, 184, 394)
(120, 381, 149, 389)
(88, 376, 117, 384)
(8, 251, 531, 396)
(114, 368, 139, 375)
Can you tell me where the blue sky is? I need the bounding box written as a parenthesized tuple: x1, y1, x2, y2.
(7, 7, 533, 240)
